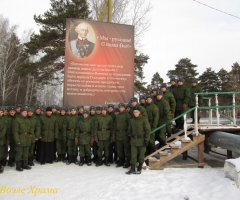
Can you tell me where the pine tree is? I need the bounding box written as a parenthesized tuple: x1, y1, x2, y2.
(150, 72, 163, 90)
(134, 51, 149, 95)
(167, 58, 199, 87)
(198, 67, 220, 92)
(21, 0, 91, 83)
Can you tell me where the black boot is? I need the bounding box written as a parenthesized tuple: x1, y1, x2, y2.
(22, 160, 31, 170)
(79, 157, 85, 166)
(125, 164, 135, 175)
(62, 154, 66, 162)
(105, 157, 110, 166)
(63, 153, 68, 163)
(135, 163, 143, 174)
(145, 159, 149, 166)
(56, 154, 61, 162)
(74, 155, 79, 165)
(8, 157, 15, 167)
(66, 155, 72, 165)
(116, 158, 124, 167)
(28, 156, 35, 166)
(0, 160, 4, 173)
(86, 157, 92, 166)
(96, 157, 102, 167)
(123, 158, 130, 168)
(2, 158, 7, 166)
(16, 161, 23, 172)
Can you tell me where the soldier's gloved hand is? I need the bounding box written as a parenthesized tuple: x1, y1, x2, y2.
(90, 137, 94, 146)
(144, 140, 149, 147)
(171, 113, 175, 119)
(75, 138, 78, 146)
(94, 136, 98, 143)
(182, 103, 188, 111)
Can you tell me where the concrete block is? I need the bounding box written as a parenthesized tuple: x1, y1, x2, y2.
(224, 157, 240, 188)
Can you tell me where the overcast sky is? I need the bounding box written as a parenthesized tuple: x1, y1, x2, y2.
(0, 0, 240, 84)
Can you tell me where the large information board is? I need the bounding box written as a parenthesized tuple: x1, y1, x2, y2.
(64, 19, 134, 107)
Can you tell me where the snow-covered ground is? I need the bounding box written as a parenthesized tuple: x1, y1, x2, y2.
(1, 158, 240, 200)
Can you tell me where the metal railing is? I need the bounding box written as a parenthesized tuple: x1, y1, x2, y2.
(150, 91, 240, 138)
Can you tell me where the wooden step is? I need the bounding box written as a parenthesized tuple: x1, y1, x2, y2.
(181, 139, 192, 148)
(171, 145, 180, 154)
(159, 151, 168, 159)
(145, 129, 195, 160)
(148, 134, 205, 169)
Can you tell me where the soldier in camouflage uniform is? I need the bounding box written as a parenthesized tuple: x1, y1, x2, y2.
(161, 83, 176, 137)
(3, 107, 8, 117)
(129, 97, 148, 120)
(63, 106, 79, 165)
(39, 107, 58, 165)
(154, 91, 171, 148)
(112, 103, 131, 168)
(15, 104, 22, 117)
(6, 106, 16, 167)
(77, 105, 84, 121)
(13, 108, 32, 171)
(91, 106, 102, 163)
(189, 79, 203, 123)
(75, 110, 94, 166)
(172, 78, 191, 130)
(95, 106, 113, 167)
(145, 95, 159, 161)
(126, 106, 150, 175)
(139, 95, 147, 108)
(27, 107, 40, 166)
(34, 106, 42, 162)
(0, 107, 7, 173)
(56, 107, 67, 162)
(125, 103, 132, 113)
(108, 104, 117, 164)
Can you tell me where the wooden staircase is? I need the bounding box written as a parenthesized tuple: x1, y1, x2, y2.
(144, 125, 205, 170)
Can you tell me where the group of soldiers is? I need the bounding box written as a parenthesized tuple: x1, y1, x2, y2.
(0, 78, 202, 175)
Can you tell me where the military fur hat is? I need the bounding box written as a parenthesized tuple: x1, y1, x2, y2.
(118, 103, 126, 108)
(170, 78, 177, 82)
(8, 106, 16, 111)
(89, 106, 96, 111)
(96, 106, 102, 111)
(51, 105, 58, 109)
(20, 107, 28, 113)
(102, 106, 108, 111)
(46, 107, 52, 112)
(60, 107, 68, 112)
(77, 105, 84, 110)
(156, 91, 163, 96)
(3, 106, 9, 111)
(83, 110, 89, 115)
(0, 107, 4, 111)
(139, 95, 146, 100)
(70, 106, 77, 111)
(192, 79, 198, 83)
(107, 104, 114, 109)
(114, 108, 120, 112)
(178, 78, 184, 83)
(27, 107, 35, 112)
(35, 106, 42, 110)
(132, 106, 140, 111)
(130, 97, 138, 103)
(146, 95, 153, 100)
(161, 83, 167, 88)
(15, 104, 22, 108)
(126, 103, 132, 108)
